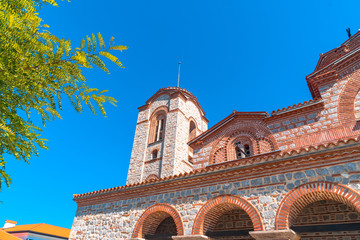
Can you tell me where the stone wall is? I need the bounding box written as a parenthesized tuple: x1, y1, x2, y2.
(127, 89, 208, 184)
(70, 160, 360, 240)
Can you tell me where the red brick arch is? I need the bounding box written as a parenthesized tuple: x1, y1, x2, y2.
(338, 69, 360, 124)
(132, 203, 184, 238)
(276, 181, 360, 230)
(192, 195, 264, 235)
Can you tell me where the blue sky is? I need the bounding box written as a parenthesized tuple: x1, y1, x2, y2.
(1, 0, 360, 229)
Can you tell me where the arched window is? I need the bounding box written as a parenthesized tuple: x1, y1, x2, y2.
(152, 149, 158, 159)
(235, 141, 251, 159)
(188, 120, 197, 164)
(189, 120, 197, 140)
(155, 115, 165, 141)
(149, 109, 167, 143)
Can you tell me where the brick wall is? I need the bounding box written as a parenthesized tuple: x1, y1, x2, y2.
(70, 160, 360, 239)
(191, 62, 360, 169)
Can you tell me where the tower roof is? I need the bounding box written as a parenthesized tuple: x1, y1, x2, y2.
(141, 86, 207, 118)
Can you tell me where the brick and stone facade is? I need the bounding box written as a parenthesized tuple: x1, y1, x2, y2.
(126, 87, 208, 184)
(70, 33, 360, 240)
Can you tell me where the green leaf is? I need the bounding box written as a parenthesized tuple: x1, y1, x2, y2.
(98, 32, 105, 50)
(109, 45, 128, 51)
(99, 51, 124, 68)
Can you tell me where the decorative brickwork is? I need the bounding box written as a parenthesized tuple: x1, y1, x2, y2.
(276, 181, 360, 230)
(294, 200, 360, 226)
(355, 90, 360, 118)
(132, 203, 184, 238)
(71, 32, 360, 240)
(338, 65, 360, 124)
(192, 195, 263, 235)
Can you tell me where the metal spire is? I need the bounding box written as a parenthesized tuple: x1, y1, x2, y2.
(177, 61, 181, 87)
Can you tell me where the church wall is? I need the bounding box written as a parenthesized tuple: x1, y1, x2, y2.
(126, 121, 149, 184)
(160, 110, 178, 177)
(266, 77, 346, 150)
(74, 33, 360, 240)
(70, 158, 360, 240)
(173, 111, 193, 175)
(191, 63, 360, 169)
(267, 61, 360, 150)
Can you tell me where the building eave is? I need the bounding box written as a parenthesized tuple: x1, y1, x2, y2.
(73, 136, 360, 205)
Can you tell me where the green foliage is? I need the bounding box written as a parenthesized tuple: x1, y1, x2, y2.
(0, 0, 128, 188)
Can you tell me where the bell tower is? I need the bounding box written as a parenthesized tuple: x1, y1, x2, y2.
(126, 87, 208, 185)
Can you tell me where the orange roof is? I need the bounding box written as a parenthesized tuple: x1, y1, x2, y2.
(5, 220, 17, 225)
(4, 223, 70, 238)
(0, 230, 21, 240)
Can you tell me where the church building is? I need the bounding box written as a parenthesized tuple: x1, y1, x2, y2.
(69, 33, 360, 240)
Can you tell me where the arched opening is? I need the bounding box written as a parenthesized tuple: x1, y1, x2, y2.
(188, 120, 197, 163)
(292, 200, 360, 239)
(152, 149, 158, 159)
(235, 141, 251, 159)
(141, 213, 177, 239)
(205, 206, 254, 239)
(189, 120, 197, 140)
(276, 182, 360, 238)
(132, 204, 184, 239)
(149, 108, 168, 143)
(193, 195, 263, 238)
(154, 115, 165, 142)
(151, 217, 177, 239)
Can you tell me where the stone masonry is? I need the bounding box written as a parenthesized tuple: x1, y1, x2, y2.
(126, 87, 208, 184)
(70, 32, 360, 240)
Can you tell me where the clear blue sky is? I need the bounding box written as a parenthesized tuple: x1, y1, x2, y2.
(1, 0, 359, 229)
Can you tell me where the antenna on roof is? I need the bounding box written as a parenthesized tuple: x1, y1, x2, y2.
(177, 61, 181, 87)
(346, 28, 351, 38)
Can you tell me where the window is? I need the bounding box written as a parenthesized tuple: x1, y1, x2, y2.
(155, 117, 165, 141)
(150, 110, 167, 143)
(235, 141, 251, 159)
(189, 120, 197, 140)
(152, 149, 158, 159)
(244, 144, 250, 156)
(235, 146, 242, 159)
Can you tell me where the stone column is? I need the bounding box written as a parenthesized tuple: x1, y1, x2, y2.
(249, 230, 300, 240)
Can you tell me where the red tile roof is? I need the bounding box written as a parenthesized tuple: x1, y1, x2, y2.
(270, 98, 322, 116)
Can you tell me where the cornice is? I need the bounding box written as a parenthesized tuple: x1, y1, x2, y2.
(74, 137, 360, 205)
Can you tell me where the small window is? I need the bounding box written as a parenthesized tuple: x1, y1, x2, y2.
(244, 144, 250, 156)
(235, 146, 243, 159)
(189, 120, 197, 140)
(235, 141, 251, 159)
(154, 116, 165, 142)
(152, 149, 158, 159)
